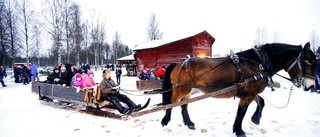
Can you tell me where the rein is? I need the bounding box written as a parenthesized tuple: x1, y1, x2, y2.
(119, 88, 173, 96)
(260, 85, 294, 109)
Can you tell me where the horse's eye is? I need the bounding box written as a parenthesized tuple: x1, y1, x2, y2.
(305, 59, 314, 65)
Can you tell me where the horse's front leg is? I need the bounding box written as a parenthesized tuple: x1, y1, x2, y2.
(180, 91, 195, 129)
(233, 96, 254, 137)
(251, 95, 265, 125)
(181, 103, 195, 129)
(161, 108, 172, 126)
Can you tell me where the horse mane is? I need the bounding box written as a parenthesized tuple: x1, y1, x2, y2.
(236, 43, 302, 59)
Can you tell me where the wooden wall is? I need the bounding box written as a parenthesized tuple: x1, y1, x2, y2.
(135, 31, 214, 75)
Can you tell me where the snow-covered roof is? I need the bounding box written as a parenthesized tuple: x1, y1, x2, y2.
(116, 54, 135, 61)
(133, 30, 210, 51)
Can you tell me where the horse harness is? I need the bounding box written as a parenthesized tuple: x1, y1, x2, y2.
(231, 48, 275, 97)
(173, 47, 312, 98)
(173, 53, 272, 98)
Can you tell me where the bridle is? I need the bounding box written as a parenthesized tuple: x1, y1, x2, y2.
(285, 49, 316, 87)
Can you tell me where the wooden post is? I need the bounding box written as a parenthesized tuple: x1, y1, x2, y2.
(130, 84, 238, 117)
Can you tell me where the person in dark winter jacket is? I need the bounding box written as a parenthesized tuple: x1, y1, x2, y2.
(115, 66, 122, 85)
(311, 56, 320, 93)
(64, 63, 75, 86)
(139, 69, 149, 80)
(13, 65, 21, 83)
(58, 67, 68, 86)
(0, 64, 7, 87)
(149, 68, 157, 80)
(30, 63, 40, 82)
(46, 67, 61, 84)
(21, 65, 30, 85)
(99, 69, 141, 114)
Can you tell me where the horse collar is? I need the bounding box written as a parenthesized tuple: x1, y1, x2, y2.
(253, 48, 274, 75)
(253, 48, 275, 90)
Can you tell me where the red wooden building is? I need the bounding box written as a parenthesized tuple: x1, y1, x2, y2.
(133, 30, 215, 75)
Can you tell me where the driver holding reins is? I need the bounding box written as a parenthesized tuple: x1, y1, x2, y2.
(99, 69, 141, 114)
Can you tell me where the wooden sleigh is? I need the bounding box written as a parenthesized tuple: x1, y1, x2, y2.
(31, 81, 150, 119)
(31, 79, 222, 120)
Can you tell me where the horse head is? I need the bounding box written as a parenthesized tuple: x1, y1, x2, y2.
(285, 42, 317, 91)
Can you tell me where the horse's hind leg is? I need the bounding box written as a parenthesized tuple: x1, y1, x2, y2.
(251, 95, 265, 125)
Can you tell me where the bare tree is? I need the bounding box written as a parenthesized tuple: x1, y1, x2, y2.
(41, 0, 65, 64)
(63, 0, 72, 63)
(82, 20, 89, 64)
(310, 30, 319, 54)
(112, 31, 121, 64)
(147, 13, 162, 41)
(0, 0, 9, 65)
(31, 24, 41, 66)
(89, 10, 106, 66)
(6, 0, 21, 65)
(105, 42, 110, 63)
(89, 10, 99, 65)
(98, 21, 106, 65)
(18, 0, 34, 64)
(69, 2, 82, 66)
(253, 26, 268, 47)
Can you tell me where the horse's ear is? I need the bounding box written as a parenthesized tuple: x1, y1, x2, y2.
(304, 42, 311, 50)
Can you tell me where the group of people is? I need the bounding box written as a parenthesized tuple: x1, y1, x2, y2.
(46, 63, 98, 89)
(13, 63, 40, 85)
(139, 66, 166, 80)
(45, 63, 140, 114)
(0, 63, 41, 87)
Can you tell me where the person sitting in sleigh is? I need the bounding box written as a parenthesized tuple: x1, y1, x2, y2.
(99, 69, 141, 114)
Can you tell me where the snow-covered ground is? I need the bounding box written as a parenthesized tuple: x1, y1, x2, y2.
(0, 69, 319, 137)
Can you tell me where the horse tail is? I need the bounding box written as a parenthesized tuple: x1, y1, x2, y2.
(162, 63, 177, 105)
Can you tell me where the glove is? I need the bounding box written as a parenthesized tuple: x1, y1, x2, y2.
(111, 86, 119, 94)
(111, 86, 120, 90)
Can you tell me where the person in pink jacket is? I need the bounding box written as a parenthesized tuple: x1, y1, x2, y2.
(83, 70, 96, 88)
(74, 73, 84, 88)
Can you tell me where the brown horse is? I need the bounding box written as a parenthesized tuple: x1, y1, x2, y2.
(161, 43, 316, 137)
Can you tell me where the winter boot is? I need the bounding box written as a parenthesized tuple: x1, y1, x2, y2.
(111, 100, 131, 114)
(123, 97, 141, 109)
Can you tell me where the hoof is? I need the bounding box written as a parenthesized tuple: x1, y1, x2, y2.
(237, 134, 246, 137)
(251, 114, 261, 125)
(161, 120, 167, 127)
(187, 125, 196, 130)
(236, 132, 246, 137)
(251, 117, 260, 125)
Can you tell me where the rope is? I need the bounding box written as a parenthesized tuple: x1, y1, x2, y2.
(260, 85, 293, 109)
(119, 88, 172, 96)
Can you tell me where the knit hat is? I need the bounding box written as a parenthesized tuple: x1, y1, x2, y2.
(61, 67, 66, 70)
(87, 70, 94, 76)
(75, 73, 82, 79)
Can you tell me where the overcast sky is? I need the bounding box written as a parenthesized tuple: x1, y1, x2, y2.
(43, 0, 320, 55)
